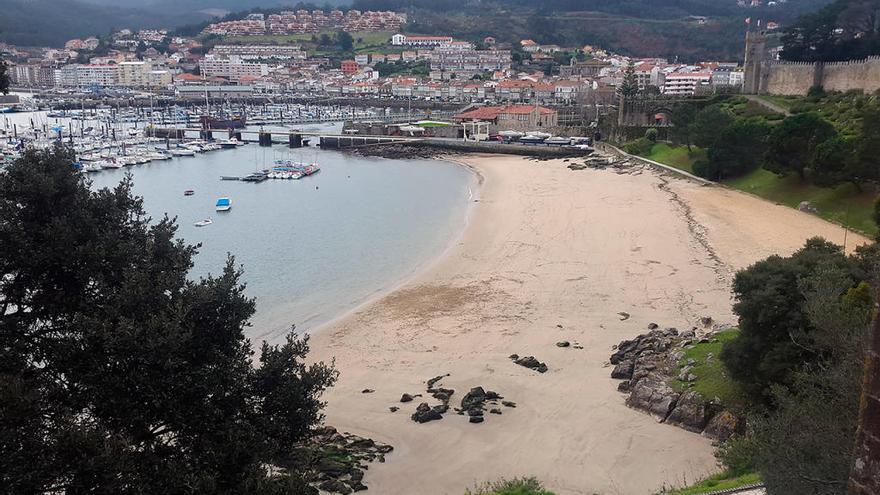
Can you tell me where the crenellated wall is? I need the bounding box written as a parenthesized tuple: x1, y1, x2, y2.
(757, 57, 880, 95)
(823, 57, 880, 93)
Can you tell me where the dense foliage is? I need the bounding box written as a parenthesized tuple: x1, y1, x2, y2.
(719, 237, 873, 400)
(0, 147, 337, 494)
(672, 93, 880, 187)
(781, 0, 880, 62)
(764, 112, 837, 180)
(715, 241, 876, 494)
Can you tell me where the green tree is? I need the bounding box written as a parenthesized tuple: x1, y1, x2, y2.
(0, 147, 337, 493)
(719, 238, 861, 401)
(670, 102, 697, 150)
(338, 31, 354, 52)
(750, 267, 872, 494)
(850, 101, 880, 188)
(765, 112, 837, 181)
(617, 60, 639, 99)
(691, 104, 734, 149)
(696, 118, 771, 180)
(810, 135, 856, 188)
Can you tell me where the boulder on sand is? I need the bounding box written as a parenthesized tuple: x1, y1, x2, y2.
(411, 402, 443, 423)
(513, 355, 548, 373)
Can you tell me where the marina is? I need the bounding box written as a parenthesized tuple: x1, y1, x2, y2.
(75, 142, 475, 341)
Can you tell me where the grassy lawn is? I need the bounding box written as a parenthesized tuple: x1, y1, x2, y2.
(670, 328, 746, 408)
(725, 168, 878, 237)
(662, 471, 762, 495)
(758, 95, 801, 111)
(640, 143, 706, 174)
(636, 142, 878, 237)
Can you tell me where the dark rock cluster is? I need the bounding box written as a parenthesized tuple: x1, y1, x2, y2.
(509, 354, 548, 373)
(288, 426, 394, 494)
(410, 374, 454, 423)
(609, 325, 741, 441)
(568, 153, 642, 172)
(456, 386, 505, 423)
(406, 374, 512, 425)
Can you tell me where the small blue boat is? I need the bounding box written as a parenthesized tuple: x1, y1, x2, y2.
(215, 197, 232, 212)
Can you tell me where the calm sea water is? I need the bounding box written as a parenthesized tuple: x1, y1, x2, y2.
(6, 112, 474, 344)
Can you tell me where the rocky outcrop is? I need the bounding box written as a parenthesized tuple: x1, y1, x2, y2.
(703, 410, 741, 442)
(665, 391, 715, 433)
(609, 324, 739, 441)
(626, 374, 680, 419)
(287, 426, 393, 494)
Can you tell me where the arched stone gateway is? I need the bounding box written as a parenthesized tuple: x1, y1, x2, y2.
(616, 96, 703, 127)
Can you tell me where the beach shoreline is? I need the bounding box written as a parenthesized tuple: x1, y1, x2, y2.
(308, 156, 483, 336)
(309, 153, 870, 495)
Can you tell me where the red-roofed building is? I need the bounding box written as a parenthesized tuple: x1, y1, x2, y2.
(341, 60, 359, 74)
(454, 104, 557, 131)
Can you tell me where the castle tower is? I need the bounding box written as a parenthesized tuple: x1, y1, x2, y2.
(743, 29, 767, 94)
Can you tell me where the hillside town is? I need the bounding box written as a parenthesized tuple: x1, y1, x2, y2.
(1, 8, 746, 109)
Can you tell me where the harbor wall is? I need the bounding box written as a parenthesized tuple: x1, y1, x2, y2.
(417, 139, 589, 157)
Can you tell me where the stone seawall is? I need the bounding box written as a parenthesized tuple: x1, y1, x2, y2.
(417, 139, 589, 157)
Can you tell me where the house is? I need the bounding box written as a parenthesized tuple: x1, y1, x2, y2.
(520, 39, 539, 53)
(340, 60, 359, 74)
(454, 104, 558, 131)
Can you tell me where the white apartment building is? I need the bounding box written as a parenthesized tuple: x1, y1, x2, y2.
(199, 55, 269, 81)
(391, 34, 453, 47)
(662, 72, 711, 95)
(117, 61, 151, 87)
(10, 65, 55, 87)
(211, 45, 307, 61)
(428, 48, 511, 79)
(55, 64, 118, 88)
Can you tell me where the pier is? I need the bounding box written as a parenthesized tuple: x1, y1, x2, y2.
(144, 127, 421, 148)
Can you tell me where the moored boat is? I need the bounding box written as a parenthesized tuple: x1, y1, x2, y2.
(215, 197, 232, 211)
(193, 218, 213, 227)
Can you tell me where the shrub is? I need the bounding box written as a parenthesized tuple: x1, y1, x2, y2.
(645, 127, 659, 142)
(716, 435, 759, 477)
(465, 477, 555, 495)
(692, 159, 719, 180)
(623, 137, 654, 156)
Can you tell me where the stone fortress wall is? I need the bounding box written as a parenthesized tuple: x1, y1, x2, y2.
(743, 30, 880, 95)
(760, 57, 880, 95)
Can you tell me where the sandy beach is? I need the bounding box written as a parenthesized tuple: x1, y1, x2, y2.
(309, 154, 870, 495)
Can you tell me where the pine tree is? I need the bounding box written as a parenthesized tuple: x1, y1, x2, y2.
(618, 60, 639, 99)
